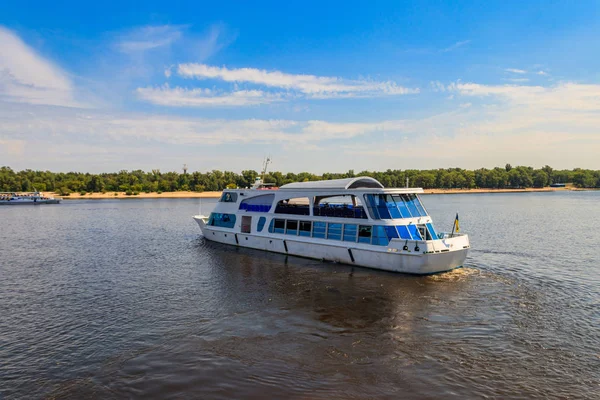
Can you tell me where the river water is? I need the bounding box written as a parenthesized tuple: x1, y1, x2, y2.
(0, 192, 599, 399)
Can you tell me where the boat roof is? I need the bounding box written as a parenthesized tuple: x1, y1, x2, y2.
(280, 176, 384, 190)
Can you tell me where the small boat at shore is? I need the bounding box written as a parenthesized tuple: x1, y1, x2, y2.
(0, 191, 61, 205)
(193, 176, 469, 275)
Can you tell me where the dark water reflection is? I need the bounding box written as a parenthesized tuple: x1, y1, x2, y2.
(1, 193, 599, 399)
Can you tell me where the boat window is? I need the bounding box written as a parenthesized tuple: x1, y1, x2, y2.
(257, 217, 266, 232)
(312, 221, 326, 238)
(286, 220, 299, 235)
(396, 225, 412, 240)
(327, 223, 342, 241)
(364, 194, 380, 220)
(378, 195, 392, 219)
(365, 194, 393, 219)
(407, 224, 422, 240)
(417, 224, 432, 240)
(275, 197, 310, 215)
(413, 195, 428, 216)
(402, 194, 422, 217)
(384, 226, 399, 240)
(392, 195, 412, 218)
(239, 194, 274, 212)
(313, 195, 367, 219)
(343, 224, 358, 242)
(384, 195, 402, 219)
(208, 213, 236, 228)
(299, 221, 312, 237)
(269, 218, 285, 234)
(371, 226, 390, 246)
(426, 223, 438, 239)
(358, 225, 372, 243)
(220, 192, 238, 203)
(364, 193, 429, 219)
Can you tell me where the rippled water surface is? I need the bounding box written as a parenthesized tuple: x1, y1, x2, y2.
(1, 193, 599, 399)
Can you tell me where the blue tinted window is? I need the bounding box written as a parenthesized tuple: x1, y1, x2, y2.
(327, 223, 342, 240)
(385, 194, 402, 218)
(358, 225, 372, 243)
(286, 220, 298, 235)
(343, 224, 357, 242)
(371, 226, 389, 246)
(402, 194, 420, 217)
(364, 195, 380, 219)
(426, 223, 438, 239)
(375, 195, 392, 219)
(407, 224, 422, 240)
(208, 213, 236, 228)
(273, 219, 285, 234)
(396, 225, 412, 239)
(384, 226, 399, 240)
(299, 221, 311, 237)
(312, 221, 326, 238)
(257, 217, 266, 232)
(392, 195, 412, 218)
(412, 195, 428, 216)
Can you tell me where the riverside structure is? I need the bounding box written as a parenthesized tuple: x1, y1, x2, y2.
(193, 177, 469, 274)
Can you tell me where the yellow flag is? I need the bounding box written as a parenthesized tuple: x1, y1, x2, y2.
(454, 213, 460, 232)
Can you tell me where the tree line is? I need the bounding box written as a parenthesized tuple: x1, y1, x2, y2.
(1, 164, 599, 195)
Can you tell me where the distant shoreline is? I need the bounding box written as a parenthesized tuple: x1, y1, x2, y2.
(46, 186, 593, 200)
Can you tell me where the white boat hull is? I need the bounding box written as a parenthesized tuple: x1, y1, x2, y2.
(194, 216, 468, 275)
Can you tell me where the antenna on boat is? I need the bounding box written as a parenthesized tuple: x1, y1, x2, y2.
(251, 156, 272, 189)
(261, 156, 271, 181)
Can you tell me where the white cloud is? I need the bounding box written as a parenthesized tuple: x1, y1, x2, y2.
(448, 81, 600, 111)
(2, 81, 600, 172)
(506, 78, 530, 83)
(505, 68, 527, 74)
(440, 40, 471, 53)
(430, 81, 447, 92)
(537, 70, 549, 76)
(115, 25, 184, 53)
(136, 85, 286, 107)
(175, 63, 419, 98)
(0, 26, 81, 107)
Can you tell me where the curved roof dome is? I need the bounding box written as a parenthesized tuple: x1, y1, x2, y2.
(279, 176, 384, 190)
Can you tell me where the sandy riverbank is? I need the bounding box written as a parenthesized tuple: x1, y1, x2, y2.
(47, 186, 587, 200)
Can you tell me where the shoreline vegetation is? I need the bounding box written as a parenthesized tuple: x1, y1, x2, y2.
(41, 185, 593, 199)
(2, 164, 600, 199)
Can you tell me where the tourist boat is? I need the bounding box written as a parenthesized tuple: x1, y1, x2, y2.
(193, 176, 469, 275)
(0, 191, 61, 205)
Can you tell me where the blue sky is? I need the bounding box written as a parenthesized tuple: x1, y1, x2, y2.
(1, 0, 599, 173)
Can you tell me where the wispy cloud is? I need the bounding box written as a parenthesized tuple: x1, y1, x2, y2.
(430, 81, 447, 92)
(0, 26, 83, 107)
(537, 70, 549, 76)
(174, 63, 419, 98)
(4, 78, 600, 171)
(505, 78, 530, 83)
(136, 85, 285, 107)
(115, 25, 185, 54)
(440, 40, 471, 53)
(505, 68, 527, 74)
(448, 81, 600, 111)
